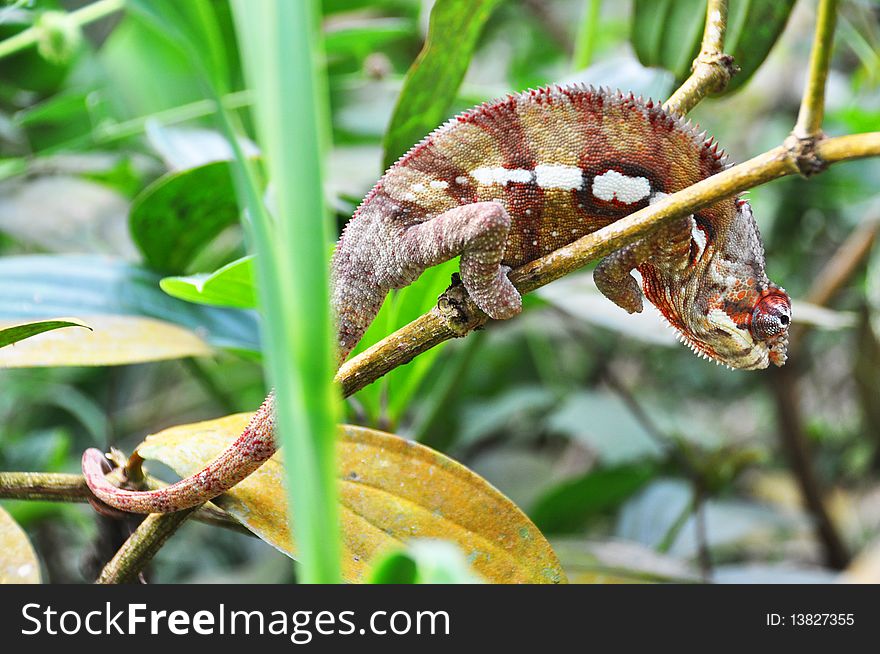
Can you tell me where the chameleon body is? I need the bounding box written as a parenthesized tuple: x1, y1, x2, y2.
(82, 85, 791, 513)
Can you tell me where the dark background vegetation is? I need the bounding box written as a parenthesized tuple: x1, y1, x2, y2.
(1, 0, 879, 583)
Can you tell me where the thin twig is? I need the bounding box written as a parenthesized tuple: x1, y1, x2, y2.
(0, 471, 251, 536)
(663, 0, 737, 117)
(789, 217, 879, 352)
(770, 365, 849, 569)
(96, 508, 199, 584)
(794, 0, 839, 139)
(693, 484, 713, 581)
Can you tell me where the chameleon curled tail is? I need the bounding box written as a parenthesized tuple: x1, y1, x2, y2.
(83, 85, 791, 513)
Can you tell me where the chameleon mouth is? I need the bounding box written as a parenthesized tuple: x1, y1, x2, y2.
(767, 333, 789, 367)
(657, 306, 771, 370)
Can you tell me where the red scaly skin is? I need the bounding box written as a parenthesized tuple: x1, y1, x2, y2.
(82, 393, 277, 513)
(83, 85, 791, 513)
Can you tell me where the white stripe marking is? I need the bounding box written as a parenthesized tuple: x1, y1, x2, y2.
(470, 167, 533, 186)
(690, 218, 708, 260)
(534, 164, 583, 190)
(592, 170, 651, 203)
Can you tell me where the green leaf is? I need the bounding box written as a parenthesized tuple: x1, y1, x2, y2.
(125, 0, 236, 95)
(631, 0, 796, 93)
(160, 256, 257, 309)
(231, 0, 342, 583)
(324, 20, 411, 62)
(98, 13, 210, 119)
(723, 0, 797, 94)
(0, 255, 260, 358)
(130, 161, 239, 274)
(368, 540, 484, 584)
(0, 505, 41, 584)
(0, 318, 91, 348)
(631, 0, 704, 81)
(530, 464, 656, 534)
(382, 0, 503, 168)
(136, 416, 567, 584)
(347, 258, 459, 426)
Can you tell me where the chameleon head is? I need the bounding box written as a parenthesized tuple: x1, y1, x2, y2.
(642, 198, 791, 370)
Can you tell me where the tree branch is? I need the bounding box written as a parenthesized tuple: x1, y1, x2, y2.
(0, 471, 251, 536)
(794, 0, 838, 139)
(663, 0, 737, 117)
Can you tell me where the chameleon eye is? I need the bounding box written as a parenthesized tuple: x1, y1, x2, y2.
(750, 288, 791, 341)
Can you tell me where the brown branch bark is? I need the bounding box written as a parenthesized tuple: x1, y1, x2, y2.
(663, 0, 738, 117)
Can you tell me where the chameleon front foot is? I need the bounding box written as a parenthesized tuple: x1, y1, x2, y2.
(594, 244, 645, 314)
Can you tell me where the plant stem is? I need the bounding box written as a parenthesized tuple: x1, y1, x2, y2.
(0, 471, 250, 535)
(663, 0, 736, 117)
(657, 494, 695, 553)
(0, 0, 125, 61)
(0, 471, 89, 502)
(794, 0, 838, 138)
(93, 90, 254, 145)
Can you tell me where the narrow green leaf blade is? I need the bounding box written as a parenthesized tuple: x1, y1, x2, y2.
(0, 318, 91, 348)
(382, 0, 502, 168)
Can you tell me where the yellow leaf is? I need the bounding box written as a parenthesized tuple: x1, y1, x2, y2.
(136, 414, 566, 584)
(0, 315, 212, 367)
(0, 506, 41, 584)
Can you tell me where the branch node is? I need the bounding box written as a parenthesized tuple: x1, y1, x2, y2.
(693, 52, 738, 93)
(784, 132, 829, 178)
(436, 273, 482, 337)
